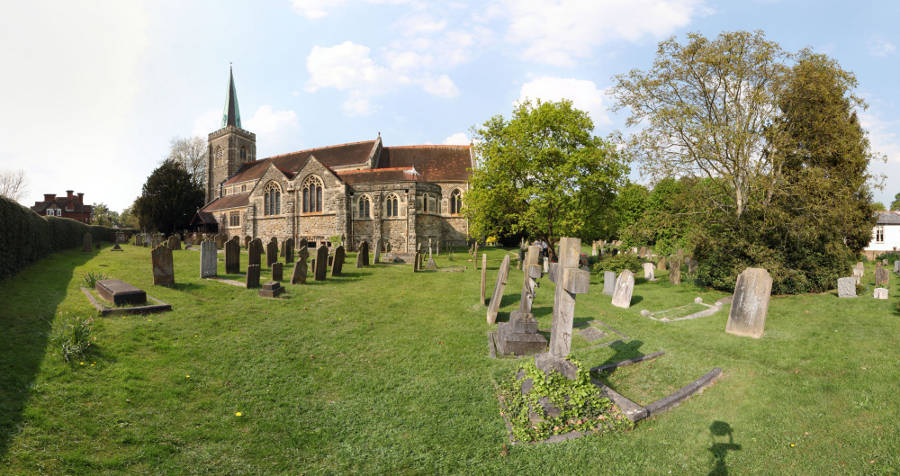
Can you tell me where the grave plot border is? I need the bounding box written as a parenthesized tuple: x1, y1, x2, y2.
(80, 287, 172, 316)
(639, 296, 731, 322)
(205, 277, 247, 288)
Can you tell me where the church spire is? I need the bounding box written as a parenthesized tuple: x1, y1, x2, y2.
(222, 65, 242, 129)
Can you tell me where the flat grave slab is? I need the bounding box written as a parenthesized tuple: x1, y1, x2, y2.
(81, 287, 171, 316)
(96, 279, 146, 306)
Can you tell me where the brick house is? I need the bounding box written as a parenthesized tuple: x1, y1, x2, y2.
(31, 190, 93, 223)
(195, 68, 472, 252)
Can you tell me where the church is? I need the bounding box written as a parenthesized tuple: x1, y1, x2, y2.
(196, 69, 473, 253)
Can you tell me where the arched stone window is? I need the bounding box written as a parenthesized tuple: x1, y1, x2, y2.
(385, 194, 400, 218)
(450, 189, 462, 215)
(214, 146, 223, 166)
(302, 175, 324, 214)
(264, 182, 281, 216)
(240, 147, 246, 161)
(358, 195, 371, 219)
(422, 194, 429, 213)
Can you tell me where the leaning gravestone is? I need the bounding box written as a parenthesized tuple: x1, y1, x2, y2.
(82, 232, 93, 252)
(611, 270, 635, 309)
(151, 245, 174, 286)
(246, 264, 260, 289)
(534, 237, 590, 379)
(837, 277, 857, 298)
(200, 239, 217, 278)
(285, 238, 294, 264)
(291, 247, 309, 284)
(603, 271, 616, 296)
(493, 245, 547, 356)
(874, 288, 888, 300)
(272, 262, 283, 282)
(725, 267, 772, 339)
(167, 235, 181, 251)
(642, 262, 655, 281)
(480, 253, 487, 305)
(248, 238, 263, 267)
(486, 254, 512, 324)
(266, 239, 278, 267)
(314, 246, 328, 281)
(225, 236, 240, 274)
(656, 257, 666, 271)
(669, 256, 682, 285)
(331, 246, 345, 276)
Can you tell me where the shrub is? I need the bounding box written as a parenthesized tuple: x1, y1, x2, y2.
(81, 271, 109, 288)
(593, 253, 643, 274)
(51, 313, 96, 363)
(876, 251, 900, 263)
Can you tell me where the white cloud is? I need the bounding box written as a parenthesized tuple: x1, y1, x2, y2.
(192, 105, 301, 155)
(422, 75, 460, 98)
(503, 0, 707, 66)
(343, 94, 375, 116)
(443, 132, 469, 145)
(517, 76, 611, 126)
(859, 111, 900, 206)
(306, 41, 394, 92)
(868, 37, 896, 57)
(290, 0, 345, 19)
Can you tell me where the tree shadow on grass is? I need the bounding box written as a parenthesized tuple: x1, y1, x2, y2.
(0, 249, 93, 458)
(708, 421, 742, 476)
(169, 282, 202, 292)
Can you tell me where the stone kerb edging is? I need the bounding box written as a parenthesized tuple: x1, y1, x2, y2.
(640, 296, 731, 322)
(80, 287, 172, 316)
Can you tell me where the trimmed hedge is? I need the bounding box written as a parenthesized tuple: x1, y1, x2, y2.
(0, 196, 115, 280)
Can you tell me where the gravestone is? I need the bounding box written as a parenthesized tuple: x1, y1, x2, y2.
(875, 263, 889, 286)
(535, 237, 590, 379)
(259, 281, 284, 298)
(373, 238, 382, 264)
(151, 245, 174, 286)
(331, 246, 345, 276)
(314, 246, 328, 281)
(215, 233, 227, 249)
(82, 232, 93, 252)
(611, 270, 634, 309)
(656, 256, 666, 271)
(246, 264, 260, 289)
(96, 279, 147, 306)
(248, 238, 263, 267)
(426, 256, 437, 270)
(874, 288, 888, 299)
(494, 245, 547, 356)
(225, 237, 240, 274)
(134, 234, 143, 247)
(837, 277, 857, 298)
(167, 235, 181, 251)
(285, 238, 295, 264)
(894, 260, 900, 273)
(267, 239, 278, 267)
(244, 236, 251, 249)
(725, 267, 772, 339)
(151, 234, 162, 249)
(480, 253, 487, 305)
(272, 262, 283, 281)
(669, 256, 682, 285)
(200, 239, 217, 278)
(687, 257, 698, 274)
(412, 250, 421, 272)
(603, 271, 616, 296)
(854, 262, 864, 277)
(591, 241, 598, 257)
(852, 266, 864, 284)
(280, 239, 286, 258)
(639, 246, 648, 258)
(517, 247, 525, 270)
(357, 241, 369, 268)
(642, 262, 655, 281)
(486, 254, 511, 324)
(291, 247, 309, 284)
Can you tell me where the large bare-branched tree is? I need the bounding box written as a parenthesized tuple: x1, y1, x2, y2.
(167, 136, 208, 187)
(611, 30, 789, 217)
(0, 169, 29, 202)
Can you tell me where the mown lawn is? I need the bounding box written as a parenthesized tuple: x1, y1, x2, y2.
(1, 243, 898, 474)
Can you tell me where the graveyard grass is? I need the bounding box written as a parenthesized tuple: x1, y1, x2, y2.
(1, 244, 898, 474)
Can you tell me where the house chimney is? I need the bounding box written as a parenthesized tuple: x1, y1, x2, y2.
(66, 190, 74, 199)
(77, 193, 84, 204)
(44, 194, 56, 202)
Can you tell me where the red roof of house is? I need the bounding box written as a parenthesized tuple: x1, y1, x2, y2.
(378, 145, 471, 181)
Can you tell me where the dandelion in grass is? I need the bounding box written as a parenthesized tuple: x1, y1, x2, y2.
(79, 361, 85, 366)
(789, 442, 796, 448)
(235, 412, 243, 417)
(185, 375, 191, 379)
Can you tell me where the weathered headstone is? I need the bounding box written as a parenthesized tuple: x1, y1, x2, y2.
(215, 233, 227, 249)
(279, 239, 286, 258)
(426, 256, 437, 270)
(248, 238, 263, 267)
(151, 245, 174, 286)
(725, 267, 772, 339)
(246, 264, 260, 289)
(894, 260, 900, 273)
(642, 262, 655, 281)
(373, 238, 382, 264)
(331, 245, 345, 276)
(291, 247, 309, 284)
(874, 287, 888, 299)
(852, 266, 864, 284)
(875, 263, 889, 286)
(357, 241, 369, 268)
(259, 281, 284, 298)
(82, 232, 93, 252)
(200, 239, 217, 278)
(266, 239, 278, 267)
(611, 270, 634, 309)
(244, 236, 251, 249)
(669, 256, 682, 285)
(493, 245, 548, 356)
(480, 253, 487, 305)
(314, 246, 328, 281)
(837, 277, 857, 298)
(486, 254, 511, 324)
(656, 256, 666, 271)
(225, 237, 240, 274)
(603, 271, 616, 296)
(284, 238, 294, 264)
(134, 234, 143, 247)
(517, 247, 525, 270)
(167, 235, 181, 251)
(534, 237, 590, 379)
(272, 262, 283, 282)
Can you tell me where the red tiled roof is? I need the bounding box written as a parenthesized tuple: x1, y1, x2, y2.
(337, 167, 424, 185)
(378, 145, 471, 182)
(201, 192, 250, 212)
(224, 140, 376, 185)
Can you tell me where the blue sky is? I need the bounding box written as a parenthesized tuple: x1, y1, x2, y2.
(1, 0, 898, 211)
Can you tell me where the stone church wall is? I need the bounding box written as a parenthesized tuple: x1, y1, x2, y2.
(380, 218, 408, 252)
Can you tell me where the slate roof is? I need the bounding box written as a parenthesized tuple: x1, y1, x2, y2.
(378, 145, 472, 181)
(876, 211, 900, 225)
(201, 192, 251, 212)
(224, 140, 377, 185)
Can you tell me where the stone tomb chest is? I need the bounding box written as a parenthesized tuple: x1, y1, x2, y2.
(96, 279, 147, 306)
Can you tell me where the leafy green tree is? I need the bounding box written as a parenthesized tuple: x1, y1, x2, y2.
(133, 160, 204, 235)
(466, 100, 628, 257)
(891, 193, 900, 211)
(873, 202, 887, 211)
(90, 202, 120, 227)
(619, 177, 712, 255)
(606, 182, 648, 240)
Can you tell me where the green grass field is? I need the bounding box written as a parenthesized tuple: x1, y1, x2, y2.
(1, 243, 898, 474)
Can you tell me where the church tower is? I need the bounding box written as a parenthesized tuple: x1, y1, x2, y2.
(207, 67, 256, 203)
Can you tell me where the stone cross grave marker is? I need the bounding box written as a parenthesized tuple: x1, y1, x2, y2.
(225, 237, 240, 274)
(642, 262, 655, 281)
(331, 245, 345, 276)
(725, 267, 772, 339)
(535, 237, 590, 379)
(292, 247, 309, 284)
(315, 245, 328, 281)
(200, 239, 217, 278)
(493, 245, 547, 356)
(611, 270, 634, 308)
(248, 238, 263, 267)
(486, 254, 511, 324)
(514, 245, 543, 316)
(285, 238, 294, 264)
(837, 277, 857, 298)
(246, 264, 260, 289)
(480, 253, 487, 305)
(267, 239, 278, 267)
(152, 245, 174, 286)
(272, 262, 283, 282)
(82, 232, 93, 252)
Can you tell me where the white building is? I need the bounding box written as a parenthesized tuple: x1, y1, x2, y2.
(863, 211, 900, 259)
